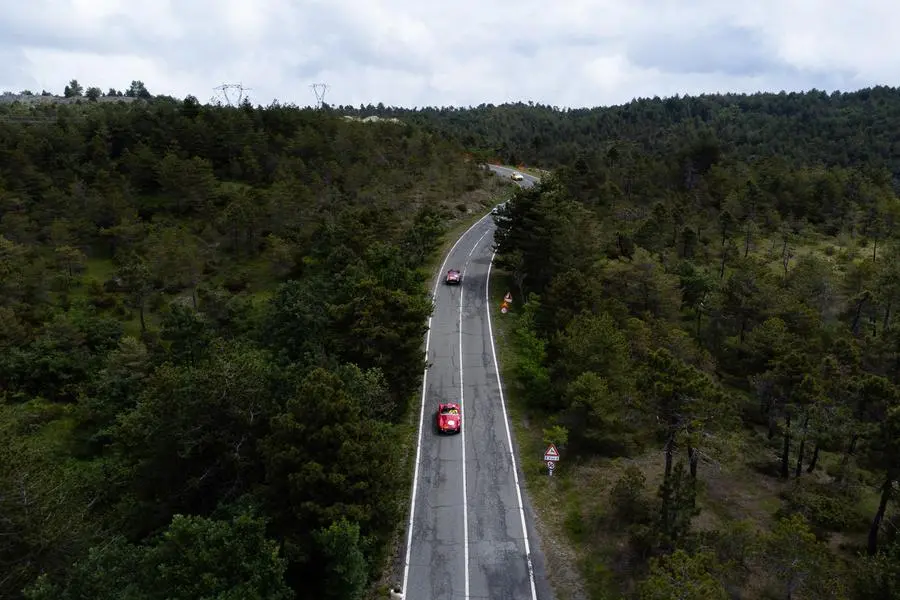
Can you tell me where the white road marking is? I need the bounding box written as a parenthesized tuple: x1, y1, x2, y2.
(459, 262, 470, 600)
(402, 164, 533, 598)
(401, 212, 493, 599)
(486, 252, 539, 600)
(458, 227, 490, 600)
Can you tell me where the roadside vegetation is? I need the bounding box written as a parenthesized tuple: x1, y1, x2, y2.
(0, 83, 507, 600)
(489, 129, 900, 598)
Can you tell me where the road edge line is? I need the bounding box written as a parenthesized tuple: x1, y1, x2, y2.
(486, 252, 539, 600)
(487, 261, 540, 599)
(459, 259, 469, 600)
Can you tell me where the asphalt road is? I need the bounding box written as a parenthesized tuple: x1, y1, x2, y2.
(402, 166, 550, 600)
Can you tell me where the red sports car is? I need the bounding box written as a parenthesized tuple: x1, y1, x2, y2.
(445, 269, 461, 284)
(436, 403, 462, 434)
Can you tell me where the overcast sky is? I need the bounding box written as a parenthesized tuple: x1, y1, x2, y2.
(0, 0, 895, 109)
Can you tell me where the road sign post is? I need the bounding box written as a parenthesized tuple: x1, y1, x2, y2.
(543, 444, 560, 476)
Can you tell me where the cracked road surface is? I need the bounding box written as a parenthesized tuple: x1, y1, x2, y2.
(402, 167, 554, 600)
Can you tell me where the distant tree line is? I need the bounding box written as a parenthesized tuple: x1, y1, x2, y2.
(340, 86, 900, 189)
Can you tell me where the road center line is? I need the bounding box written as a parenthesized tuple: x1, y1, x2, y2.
(459, 266, 470, 600)
(458, 227, 489, 600)
(486, 250, 540, 600)
(401, 213, 491, 598)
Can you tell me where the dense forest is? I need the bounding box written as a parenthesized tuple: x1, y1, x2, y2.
(340, 86, 900, 188)
(0, 84, 508, 599)
(5, 77, 900, 600)
(489, 121, 900, 597)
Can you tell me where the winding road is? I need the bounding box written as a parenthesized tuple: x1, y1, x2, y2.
(401, 166, 552, 600)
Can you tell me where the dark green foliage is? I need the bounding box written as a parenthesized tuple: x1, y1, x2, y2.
(258, 367, 401, 581)
(0, 93, 497, 599)
(159, 303, 213, 366)
(488, 99, 900, 597)
(342, 88, 900, 184)
(779, 480, 865, 535)
(855, 537, 900, 599)
(312, 519, 369, 600)
(24, 511, 293, 600)
(608, 465, 651, 526)
(639, 549, 728, 600)
(9, 82, 900, 599)
(505, 296, 552, 410)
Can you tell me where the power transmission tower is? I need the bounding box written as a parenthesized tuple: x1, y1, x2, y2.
(213, 83, 251, 107)
(310, 83, 328, 109)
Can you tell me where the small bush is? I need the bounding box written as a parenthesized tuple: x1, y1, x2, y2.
(223, 268, 252, 292)
(581, 557, 618, 600)
(86, 278, 118, 309)
(779, 481, 864, 534)
(609, 464, 651, 526)
(564, 503, 588, 542)
(148, 293, 166, 312)
(627, 523, 658, 560)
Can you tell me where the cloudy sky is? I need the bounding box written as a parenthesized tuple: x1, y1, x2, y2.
(0, 0, 895, 109)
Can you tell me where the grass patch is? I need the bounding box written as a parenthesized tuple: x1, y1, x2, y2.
(728, 231, 871, 281)
(84, 257, 117, 281)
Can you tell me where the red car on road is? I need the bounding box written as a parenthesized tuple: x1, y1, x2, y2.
(436, 403, 462, 434)
(445, 269, 461, 285)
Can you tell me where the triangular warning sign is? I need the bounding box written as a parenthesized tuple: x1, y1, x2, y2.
(504, 292, 513, 303)
(544, 444, 559, 457)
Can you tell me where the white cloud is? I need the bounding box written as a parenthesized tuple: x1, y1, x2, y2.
(0, 0, 897, 108)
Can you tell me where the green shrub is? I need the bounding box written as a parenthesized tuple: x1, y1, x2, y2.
(564, 503, 588, 542)
(779, 481, 863, 534)
(609, 464, 651, 526)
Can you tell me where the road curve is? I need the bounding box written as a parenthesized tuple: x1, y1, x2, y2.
(401, 165, 548, 600)
(485, 165, 541, 188)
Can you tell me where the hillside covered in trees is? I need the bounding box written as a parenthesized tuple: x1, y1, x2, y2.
(487, 101, 900, 597)
(0, 92, 507, 599)
(6, 79, 900, 600)
(341, 86, 900, 188)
